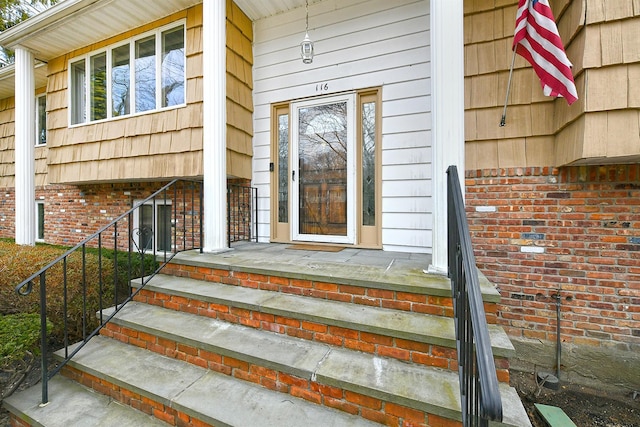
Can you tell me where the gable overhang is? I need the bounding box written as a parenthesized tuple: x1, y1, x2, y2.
(0, 0, 201, 62)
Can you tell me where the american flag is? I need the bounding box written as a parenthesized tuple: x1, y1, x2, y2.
(513, 0, 578, 105)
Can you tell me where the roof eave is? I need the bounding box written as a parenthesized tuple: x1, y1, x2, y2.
(0, 0, 101, 49)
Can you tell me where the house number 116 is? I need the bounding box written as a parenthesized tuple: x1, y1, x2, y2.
(315, 83, 329, 92)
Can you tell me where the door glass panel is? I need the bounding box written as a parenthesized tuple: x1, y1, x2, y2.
(298, 102, 348, 236)
(278, 114, 289, 223)
(362, 101, 376, 226)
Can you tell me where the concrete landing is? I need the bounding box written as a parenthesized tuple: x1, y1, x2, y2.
(171, 242, 501, 301)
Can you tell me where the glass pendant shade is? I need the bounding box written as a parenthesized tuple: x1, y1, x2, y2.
(301, 32, 314, 64)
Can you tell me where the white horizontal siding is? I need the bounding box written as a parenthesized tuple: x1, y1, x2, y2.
(252, 0, 431, 252)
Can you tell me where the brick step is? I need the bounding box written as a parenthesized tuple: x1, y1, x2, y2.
(163, 250, 500, 322)
(98, 301, 530, 426)
(132, 274, 513, 378)
(57, 336, 380, 427)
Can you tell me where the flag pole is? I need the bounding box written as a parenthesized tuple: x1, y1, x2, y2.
(500, 48, 518, 127)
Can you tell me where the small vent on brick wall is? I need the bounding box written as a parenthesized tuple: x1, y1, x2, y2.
(511, 293, 534, 301)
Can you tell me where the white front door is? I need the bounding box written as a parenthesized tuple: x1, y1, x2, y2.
(291, 94, 355, 244)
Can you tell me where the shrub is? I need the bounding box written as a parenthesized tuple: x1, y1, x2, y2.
(0, 241, 115, 344)
(0, 313, 52, 369)
(0, 240, 159, 347)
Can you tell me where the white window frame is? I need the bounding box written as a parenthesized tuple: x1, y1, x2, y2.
(132, 199, 174, 254)
(35, 200, 45, 242)
(68, 20, 186, 126)
(35, 94, 46, 146)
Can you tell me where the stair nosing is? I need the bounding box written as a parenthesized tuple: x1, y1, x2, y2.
(103, 301, 522, 423)
(136, 274, 515, 357)
(168, 250, 502, 302)
(55, 336, 383, 427)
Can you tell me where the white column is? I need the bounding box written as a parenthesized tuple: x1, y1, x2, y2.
(202, 0, 227, 251)
(14, 47, 36, 246)
(428, 0, 465, 274)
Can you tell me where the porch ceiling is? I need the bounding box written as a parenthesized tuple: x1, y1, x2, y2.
(0, 63, 47, 99)
(233, 0, 318, 21)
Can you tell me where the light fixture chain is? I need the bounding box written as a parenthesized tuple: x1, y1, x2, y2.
(305, 0, 309, 32)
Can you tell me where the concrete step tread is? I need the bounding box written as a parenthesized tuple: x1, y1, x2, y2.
(171, 249, 501, 301)
(56, 337, 381, 427)
(138, 274, 514, 357)
(106, 302, 530, 426)
(3, 376, 168, 427)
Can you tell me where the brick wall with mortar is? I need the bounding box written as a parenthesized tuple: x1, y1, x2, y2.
(466, 165, 640, 355)
(0, 182, 169, 246)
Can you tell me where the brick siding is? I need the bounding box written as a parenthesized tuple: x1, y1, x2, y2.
(0, 182, 169, 246)
(0, 181, 208, 250)
(466, 165, 640, 350)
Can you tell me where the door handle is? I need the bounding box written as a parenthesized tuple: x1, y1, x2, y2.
(292, 170, 296, 182)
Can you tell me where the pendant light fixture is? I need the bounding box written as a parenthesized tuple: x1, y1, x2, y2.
(300, 0, 314, 64)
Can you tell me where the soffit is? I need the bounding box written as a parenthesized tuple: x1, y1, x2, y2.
(0, 64, 48, 99)
(234, 0, 315, 21)
(0, 0, 200, 62)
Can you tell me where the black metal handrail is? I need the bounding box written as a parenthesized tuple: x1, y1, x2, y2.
(14, 179, 203, 405)
(227, 184, 258, 246)
(447, 165, 502, 426)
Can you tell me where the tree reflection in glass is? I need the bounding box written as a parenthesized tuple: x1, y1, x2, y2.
(298, 102, 348, 236)
(278, 114, 289, 223)
(161, 26, 185, 107)
(362, 102, 375, 226)
(112, 44, 130, 117)
(135, 35, 156, 113)
(90, 53, 107, 121)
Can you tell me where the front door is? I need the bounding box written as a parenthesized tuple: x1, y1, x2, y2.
(291, 94, 355, 244)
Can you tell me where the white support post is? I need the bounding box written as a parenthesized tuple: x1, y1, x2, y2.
(202, 0, 228, 252)
(15, 47, 36, 246)
(428, 0, 465, 274)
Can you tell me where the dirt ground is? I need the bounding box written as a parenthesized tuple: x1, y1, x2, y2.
(510, 370, 640, 427)
(2, 362, 639, 426)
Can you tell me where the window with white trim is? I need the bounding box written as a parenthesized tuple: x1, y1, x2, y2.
(133, 200, 173, 253)
(35, 200, 45, 241)
(70, 22, 185, 125)
(36, 94, 46, 145)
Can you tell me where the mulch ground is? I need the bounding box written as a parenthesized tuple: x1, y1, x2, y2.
(510, 370, 640, 427)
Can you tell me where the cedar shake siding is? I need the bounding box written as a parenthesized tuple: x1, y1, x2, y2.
(43, 2, 252, 185)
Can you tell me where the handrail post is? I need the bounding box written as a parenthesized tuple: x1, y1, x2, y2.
(447, 165, 502, 425)
(199, 181, 204, 253)
(39, 273, 48, 405)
